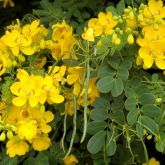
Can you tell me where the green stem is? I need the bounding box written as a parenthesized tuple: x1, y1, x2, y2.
(80, 56, 90, 143)
(64, 96, 77, 159)
(61, 112, 67, 152)
(141, 140, 149, 165)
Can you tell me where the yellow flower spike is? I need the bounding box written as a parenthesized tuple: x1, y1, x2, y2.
(63, 154, 78, 165)
(142, 157, 160, 165)
(82, 27, 95, 42)
(32, 135, 51, 151)
(6, 137, 29, 157)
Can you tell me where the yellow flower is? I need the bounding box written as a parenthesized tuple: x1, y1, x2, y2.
(82, 27, 95, 42)
(2, 20, 47, 56)
(136, 25, 165, 69)
(17, 120, 37, 142)
(63, 154, 78, 165)
(40, 75, 64, 104)
(32, 134, 51, 151)
(48, 65, 66, 85)
(6, 136, 29, 157)
(66, 67, 84, 85)
(138, 0, 165, 27)
(48, 20, 77, 60)
(82, 11, 117, 41)
(142, 157, 160, 165)
(0, 40, 13, 76)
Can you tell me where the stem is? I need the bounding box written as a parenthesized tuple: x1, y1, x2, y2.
(141, 140, 149, 165)
(61, 112, 67, 152)
(80, 55, 90, 143)
(64, 96, 77, 159)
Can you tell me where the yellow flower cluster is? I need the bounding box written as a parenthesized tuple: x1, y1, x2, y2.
(42, 21, 77, 60)
(138, 0, 165, 28)
(6, 105, 54, 157)
(2, 20, 47, 56)
(49, 66, 100, 116)
(136, 25, 165, 70)
(10, 69, 64, 107)
(82, 12, 118, 41)
(0, 20, 47, 76)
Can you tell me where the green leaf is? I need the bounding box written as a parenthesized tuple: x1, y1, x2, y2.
(0, 157, 18, 165)
(108, 56, 121, 70)
(93, 97, 110, 110)
(110, 110, 125, 124)
(125, 97, 137, 111)
(106, 131, 117, 156)
(141, 105, 161, 118)
(127, 108, 139, 125)
(141, 116, 159, 136)
(91, 108, 109, 121)
(106, 6, 118, 15)
(23, 158, 36, 165)
(97, 76, 113, 93)
(117, 68, 129, 81)
(98, 64, 115, 78)
(138, 93, 155, 105)
(136, 122, 144, 139)
(36, 153, 49, 165)
(110, 78, 123, 97)
(87, 130, 106, 154)
(87, 121, 107, 135)
(116, 0, 125, 15)
(106, 140, 116, 156)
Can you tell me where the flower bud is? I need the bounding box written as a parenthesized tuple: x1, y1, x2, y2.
(127, 34, 134, 44)
(12, 61, 17, 67)
(18, 54, 25, 62)
(114, 38, 121, 45)
(7, 130, 13, 139)
(155, 98, 162, 103)
(147, 135, 152, 140)
(0, 132, 6, 141)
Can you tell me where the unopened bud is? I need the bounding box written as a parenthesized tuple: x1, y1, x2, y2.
(0, 132, 6, 141)
(147, 135, 152, 140)
(127, 34, 134, 44)
(7, 130, 13, 139)
(156, 98, 162, 103)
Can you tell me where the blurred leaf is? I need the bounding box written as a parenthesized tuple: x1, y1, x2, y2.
(116, 0, 125, 15)
(87, 130, 106, 154)
(141, 104, 161, 118)
(127, 108, 139, 125)
(87, 121, 107, 135)
(141, 116, 159, 136)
